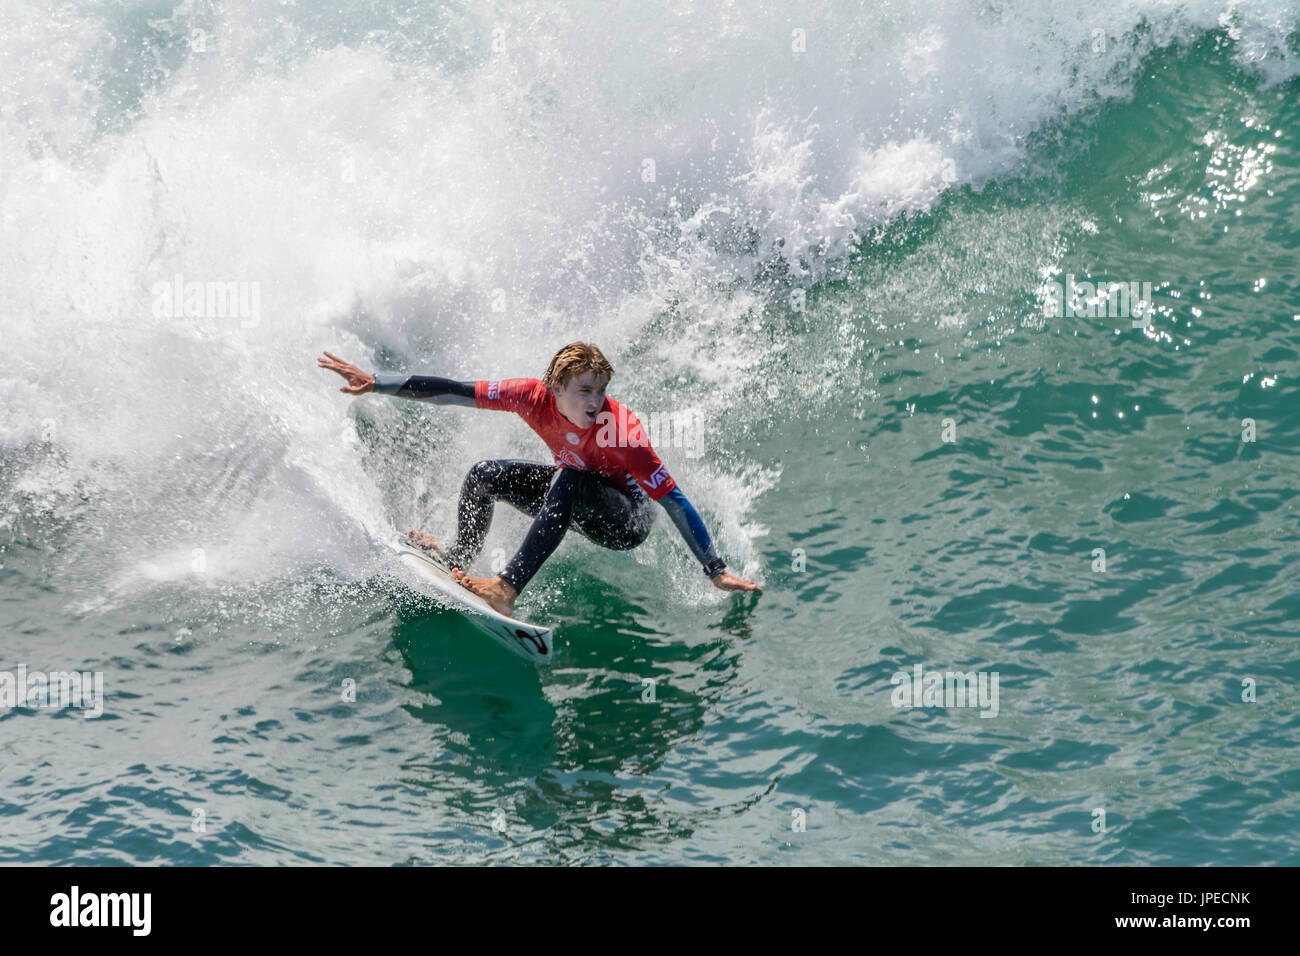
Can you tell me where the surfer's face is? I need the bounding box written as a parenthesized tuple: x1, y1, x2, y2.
(552, 371, 608, 428)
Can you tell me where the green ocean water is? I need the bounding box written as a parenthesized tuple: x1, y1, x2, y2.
(1, 3, 1298, 864)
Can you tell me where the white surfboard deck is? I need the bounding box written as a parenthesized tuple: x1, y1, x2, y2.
(390, 536, 554, 663)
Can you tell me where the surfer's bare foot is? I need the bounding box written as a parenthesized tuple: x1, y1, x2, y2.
(451, 569, 518, 617)
(407, 529, 456, 566)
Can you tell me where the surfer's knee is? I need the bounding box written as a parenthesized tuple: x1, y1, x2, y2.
(464, 459, 500, 493)
(573, 479, 651, 550)
(608, 513, 653, 550)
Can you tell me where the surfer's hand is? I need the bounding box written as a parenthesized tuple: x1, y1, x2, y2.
(712, 571, 762, 593)
(317, 351, 375, 395)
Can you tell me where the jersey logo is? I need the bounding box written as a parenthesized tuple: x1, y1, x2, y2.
(566, 432, 579, 445)
(487, 381, 501, 400)
(645, 464, 670, 489)
(554, 449, 586, 469)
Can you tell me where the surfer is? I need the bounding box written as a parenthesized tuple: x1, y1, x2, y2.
(319, 343, 762, 616)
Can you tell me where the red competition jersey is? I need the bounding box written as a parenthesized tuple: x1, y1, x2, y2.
(474, 378, 678, 500)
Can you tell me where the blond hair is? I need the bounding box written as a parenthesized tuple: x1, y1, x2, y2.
(541, 341, 614, 390)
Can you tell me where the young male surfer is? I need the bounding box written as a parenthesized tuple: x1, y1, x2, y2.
(318, 343, 762, 616)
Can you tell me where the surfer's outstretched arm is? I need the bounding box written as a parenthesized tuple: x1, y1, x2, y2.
(317, 352, 477, 406)
(371, 374, 476, 406)
(658, 487, 762, 593)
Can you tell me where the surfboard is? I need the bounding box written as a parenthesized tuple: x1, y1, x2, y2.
(390, 536, 554, 663)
